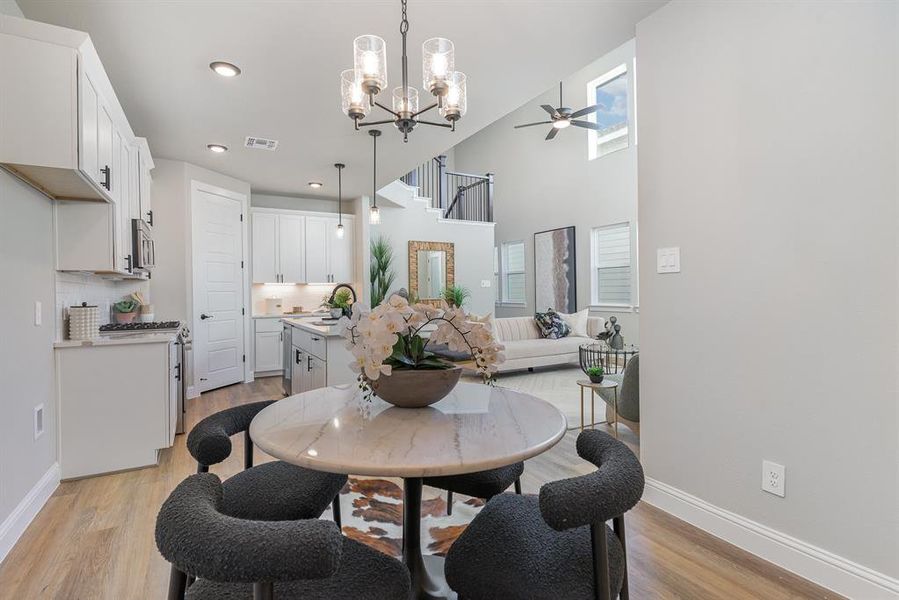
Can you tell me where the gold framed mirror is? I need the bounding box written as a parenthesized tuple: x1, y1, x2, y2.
(408, 241, 454, 304)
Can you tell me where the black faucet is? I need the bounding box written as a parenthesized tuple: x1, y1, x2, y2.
(327, 283, 357, 317)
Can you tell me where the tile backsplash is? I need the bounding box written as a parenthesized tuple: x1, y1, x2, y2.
(56, 272, 151, 339)
(251, 283, 337, 315)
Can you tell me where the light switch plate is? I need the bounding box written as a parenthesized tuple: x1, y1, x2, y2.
(657, 247, 681, 273)
(481, 280, 491, 288)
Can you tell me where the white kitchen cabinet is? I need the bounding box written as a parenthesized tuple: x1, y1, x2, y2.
(251, 208, 355, 285)
(252, 212, 279, 283)
(305, 215, 355, 284)
(330, 218, 355, 283)
(137, 139, 154, 225)
(278, 214, 306, 283)
(56, 338, 180, 479)
(254, 317, 284, 374)
(0, 15, 147, 204)
(304, 216, 330, 283)
(286, 321, 355, 394)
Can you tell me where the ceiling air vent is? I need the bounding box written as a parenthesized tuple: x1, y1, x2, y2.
(244, 136, 279, 151)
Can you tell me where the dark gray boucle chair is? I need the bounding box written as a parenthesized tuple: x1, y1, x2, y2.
(187, 400, 347, 525)
(445, 430, 644, 600)
(423, 462, 523, 515)
(156, 474, 411, 600)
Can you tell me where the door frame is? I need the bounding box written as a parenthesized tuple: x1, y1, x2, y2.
(188, 179, 251, 396)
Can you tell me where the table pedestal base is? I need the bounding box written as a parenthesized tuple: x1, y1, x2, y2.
(404, 478, 458, 600)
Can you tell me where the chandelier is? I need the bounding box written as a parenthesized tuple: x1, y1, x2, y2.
(340, 0, 467, 142)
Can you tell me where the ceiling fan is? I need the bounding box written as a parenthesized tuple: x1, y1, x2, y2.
(514, 82, 603, 140)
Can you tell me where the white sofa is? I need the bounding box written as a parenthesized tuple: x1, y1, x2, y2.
(494, 316, 605, 373)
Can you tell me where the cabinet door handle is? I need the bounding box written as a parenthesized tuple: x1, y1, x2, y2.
(295, 349, 301, 364)
(307, 356, 313, 372)
(125, 254, 133, 273)
(311, 337, 321, 342)
(101, 165, 111, 190)
(146, 210, 154, 226)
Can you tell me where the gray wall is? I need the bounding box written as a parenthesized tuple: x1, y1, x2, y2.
(637, 0, 897, 579)
(453, 40, 639, 342)
(0, 170, 57, 533)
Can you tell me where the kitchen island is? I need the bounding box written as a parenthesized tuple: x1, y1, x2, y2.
(281, 317, 355, 395)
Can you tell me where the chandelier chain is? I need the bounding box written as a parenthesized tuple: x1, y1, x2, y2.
(400, 0, 409, 35)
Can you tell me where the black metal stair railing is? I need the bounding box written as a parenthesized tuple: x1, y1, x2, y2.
(400, 155, 493, 223)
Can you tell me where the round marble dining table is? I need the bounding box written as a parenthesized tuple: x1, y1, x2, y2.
(250, 381, 568, 600)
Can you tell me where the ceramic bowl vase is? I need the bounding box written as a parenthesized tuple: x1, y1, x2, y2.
(588, 373, 604, 384)
(371, 365, 462, 408)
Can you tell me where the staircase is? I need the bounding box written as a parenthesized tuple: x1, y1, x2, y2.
(399, 155, 494, 223)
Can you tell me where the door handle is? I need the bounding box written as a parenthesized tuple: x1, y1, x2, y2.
(200, 313, 213, 320)
(101, 165, 111, 190)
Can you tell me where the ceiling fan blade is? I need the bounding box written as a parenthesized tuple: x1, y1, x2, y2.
(514, 121, 553, 129)
(540, 104, 559, 117)
(545, 127, 559, 141)
(570, 105, 600, 119)
(571, 120, 601, 130)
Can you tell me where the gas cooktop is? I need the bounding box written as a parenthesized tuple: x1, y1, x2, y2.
(100, 321, 181, 332)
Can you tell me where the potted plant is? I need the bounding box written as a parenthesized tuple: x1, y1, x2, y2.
(586, 365, 604, 384)
(113, 299, 138, 324)
(321, 289, 353, 319)
(370, 235, 396, 307)
(441, 285, 471, 309)
(340, 296, 505, 408)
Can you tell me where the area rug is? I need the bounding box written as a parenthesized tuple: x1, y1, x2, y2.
(322, 477, 485, 558)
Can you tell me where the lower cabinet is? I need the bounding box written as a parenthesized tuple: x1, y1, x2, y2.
(254, 318, 283, 374)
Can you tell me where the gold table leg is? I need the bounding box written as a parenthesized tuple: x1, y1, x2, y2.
(580, 386, 584, 431)
(613, 387, 619, 439)
(591, 390, 595, 430)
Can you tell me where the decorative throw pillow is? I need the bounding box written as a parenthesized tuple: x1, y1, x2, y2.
(557, 308, 589, 337)
(534, 309, 570, 339)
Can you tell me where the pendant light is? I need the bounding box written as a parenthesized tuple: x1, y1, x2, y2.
(369, 129, 381, 224)
(334, 163, 346, 238)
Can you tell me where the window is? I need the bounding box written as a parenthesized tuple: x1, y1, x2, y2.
(497, 241, 526, 304)
(586, 63, 630, 160)
(591, 224, 632, 306)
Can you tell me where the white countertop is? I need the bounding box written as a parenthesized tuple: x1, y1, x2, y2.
(253, 312, 315, 319)
(54, 330, 179, 348)
(281, 317, 343, 338)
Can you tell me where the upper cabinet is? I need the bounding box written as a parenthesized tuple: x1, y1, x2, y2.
(251, 209, 355, 285)
(0, 16, 150, 205)
(306, 216, 355, 284)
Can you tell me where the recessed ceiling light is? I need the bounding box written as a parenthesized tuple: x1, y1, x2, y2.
(207, 144, 228, 153)
(209, 61, 241, 77)
(308, 182, 323, 189)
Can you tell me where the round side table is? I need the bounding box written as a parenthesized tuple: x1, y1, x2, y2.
(576, 379, 620, 437)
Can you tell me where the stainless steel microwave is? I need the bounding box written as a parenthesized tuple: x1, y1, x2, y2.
(131, 218, 155, 271)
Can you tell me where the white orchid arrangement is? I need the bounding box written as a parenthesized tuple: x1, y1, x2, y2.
(339, 295, 505, 397)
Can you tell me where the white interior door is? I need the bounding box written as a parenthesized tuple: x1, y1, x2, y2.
(193, 188, 246, 392)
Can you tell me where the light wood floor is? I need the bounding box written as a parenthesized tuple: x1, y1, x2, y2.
(0, 377, 841, 599)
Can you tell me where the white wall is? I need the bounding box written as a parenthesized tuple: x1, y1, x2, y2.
(0, 0, 22, 17)
(371, 198, 495, 316)
(453, 40, 639, 343)
(637, 0, 898, 590)
(0, 169, 57, 555)
(251, 193, 338, 214)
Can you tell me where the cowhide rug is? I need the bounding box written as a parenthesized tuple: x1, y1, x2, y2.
(322, 477, 486, 558)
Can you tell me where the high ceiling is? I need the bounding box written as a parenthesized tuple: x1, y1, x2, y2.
(19, 0, 664, 199)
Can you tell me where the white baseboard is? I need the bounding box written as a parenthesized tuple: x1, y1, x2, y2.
(644, 478, 899, 599)
(0, 463, 60, 564)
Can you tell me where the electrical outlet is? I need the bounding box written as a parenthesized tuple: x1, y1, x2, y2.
(762, 460, 785, 497)
(481, 280, 491, 288)
(34, 404, 45, 440)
